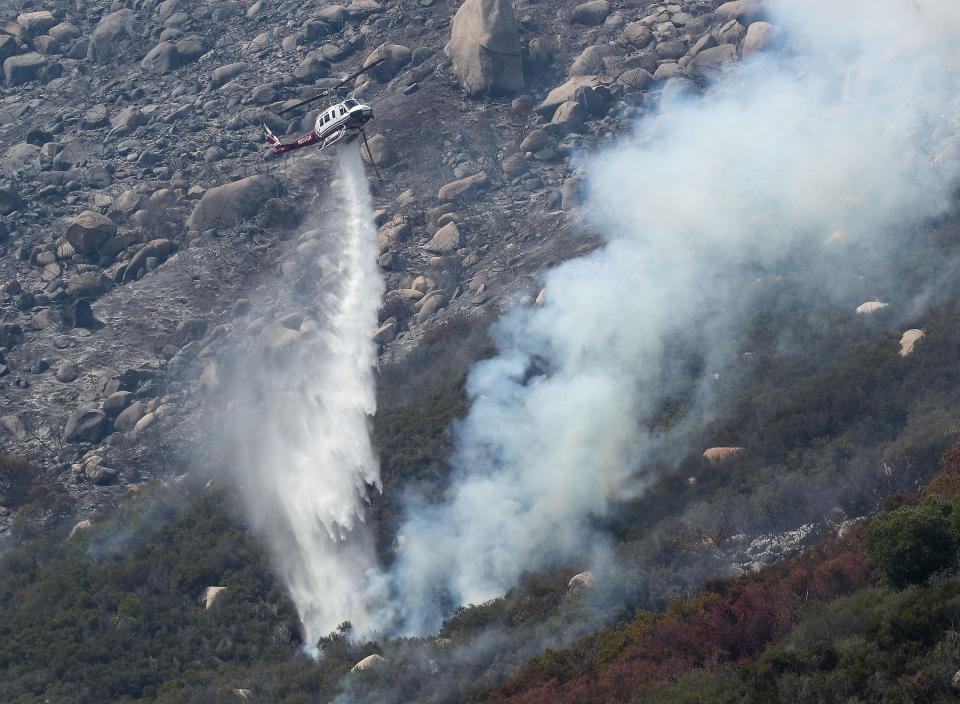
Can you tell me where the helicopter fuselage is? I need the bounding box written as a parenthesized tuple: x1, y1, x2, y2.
(315, 98, 374, 140)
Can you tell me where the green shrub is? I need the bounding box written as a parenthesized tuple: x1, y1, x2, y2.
(864, 498, 958, 588)
(0, 454, 37, 507)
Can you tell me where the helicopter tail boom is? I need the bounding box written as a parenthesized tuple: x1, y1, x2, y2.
(262, 123, 320, 155)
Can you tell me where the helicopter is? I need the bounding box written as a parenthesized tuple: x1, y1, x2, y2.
(262, 57, 388, 180)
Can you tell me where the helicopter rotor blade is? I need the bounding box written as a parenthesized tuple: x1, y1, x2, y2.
(278, 57, 388, 116)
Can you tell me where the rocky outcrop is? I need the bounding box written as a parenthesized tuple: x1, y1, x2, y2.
(703, 447, 744, 463)
(899, 329, 925, 357)
(449, 0, 523, 96)
(567, 571, 594, 590)
(200, 586, 228, 610)
(351, 654, 385, 672)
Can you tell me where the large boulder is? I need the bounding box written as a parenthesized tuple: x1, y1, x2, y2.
(114, 401, 145, 432)
(0, 184, 23, 214)
(3, 53, 48, 86)
(536, 75, 609, 117)
(63, 408, 109, 443)
(424, 221, 460, 254)
(65, 211, 117, 255)
(49, 22, 81, 45)
(715, 0, 767, 24)
(200, 586, 229, 610)
(351, 654, 385, 672)
(293, 52, 331, 82)
(16, 11, 57, 40)
(437, 171, 488, 202)
(362, 43, 411, 82)
(571, 1, 610, 26)
(703, 447, 744, 463)
(210, 62, 249, 88)
(141, 38, 205, 74)
(360, 133, 396, 167)
(66, 272, 112, 298)
(449, 0, 523, 97)
(899, 329, 925, 357)
(88, 9, 139, 63)
(0, 35, 17, 63)
(660, 76, 697, 109)
(689, 44, 738, 81)
(187, 175, 279, 231)
(569, 43, 622, 77)
(121, 238, 177, 282)
(741, 21, 780, 57)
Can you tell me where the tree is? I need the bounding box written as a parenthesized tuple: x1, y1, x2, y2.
(864, 499, 958, 588)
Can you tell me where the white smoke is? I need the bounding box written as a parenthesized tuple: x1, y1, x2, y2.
(228, 148, 384, 649)
(373, 0, 960, 634)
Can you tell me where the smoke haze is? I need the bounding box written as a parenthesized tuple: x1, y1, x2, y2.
(373, 0, 960, 634)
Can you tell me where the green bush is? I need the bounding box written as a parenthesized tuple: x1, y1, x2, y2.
(864, 498, 959, 588)
(0, 454, 37, 507)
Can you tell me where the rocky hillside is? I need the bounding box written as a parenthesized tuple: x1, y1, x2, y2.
(0, 0, 756, 530)
(4, 0, 960, 702)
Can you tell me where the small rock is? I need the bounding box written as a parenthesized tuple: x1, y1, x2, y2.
(56, 363, 78, 383)
(71, 300, 95, 328)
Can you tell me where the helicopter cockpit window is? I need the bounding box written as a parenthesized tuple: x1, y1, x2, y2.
(345, 99, 359, 108)
(340, 106, 347, 116)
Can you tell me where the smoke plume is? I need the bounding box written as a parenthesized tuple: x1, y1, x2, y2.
(374, 0, 960, 634)
(226, 149, 384, 648)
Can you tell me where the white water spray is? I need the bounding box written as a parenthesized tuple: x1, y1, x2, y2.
(228, 149, 384, 649)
